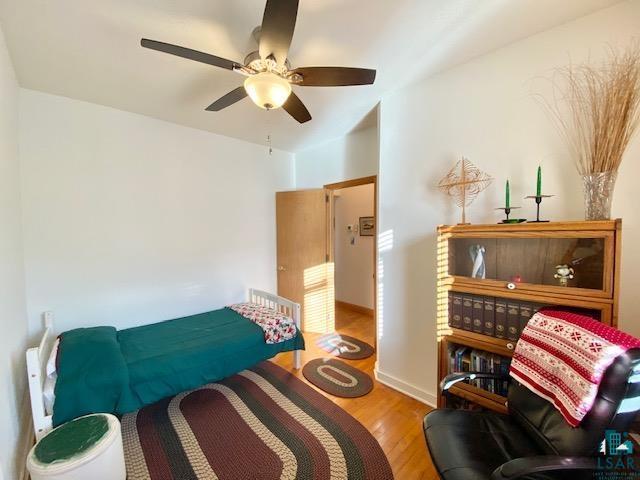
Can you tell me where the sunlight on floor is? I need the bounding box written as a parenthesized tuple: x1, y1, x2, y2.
(303, 262, 335, 333)
(272, 306, 435, 478)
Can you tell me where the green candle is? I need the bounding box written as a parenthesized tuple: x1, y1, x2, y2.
(536, 166, 542, 197)
(506, 180, 510, 209)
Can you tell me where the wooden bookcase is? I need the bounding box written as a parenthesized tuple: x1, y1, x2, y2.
(436, 219, 622, 413)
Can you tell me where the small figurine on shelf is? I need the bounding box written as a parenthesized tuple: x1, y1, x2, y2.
(525, 166, 554, 222)
(469, 245, 486, 279)
(554, 264, 575, 287)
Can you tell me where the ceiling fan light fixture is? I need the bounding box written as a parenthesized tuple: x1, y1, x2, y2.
(244, 72, 292, 110)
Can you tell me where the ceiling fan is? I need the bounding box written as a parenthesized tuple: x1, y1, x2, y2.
(141, 0, 376, 124)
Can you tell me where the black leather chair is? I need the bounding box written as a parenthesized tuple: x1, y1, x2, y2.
(423, 349, 640, 480)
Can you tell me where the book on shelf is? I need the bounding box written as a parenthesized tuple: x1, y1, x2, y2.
(483, 297, 495, 337)
(494, 298, 507, 339)
(519, 303, 533, 338)
(451, 347, 472, 373)
(472, 296, 484, 333)
(462, 295, 473, 331)
(506, 301, 520, 342)
(451, 293, 463, 328)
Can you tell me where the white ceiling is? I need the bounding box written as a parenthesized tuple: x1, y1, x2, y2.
(0, 0, 623, 152)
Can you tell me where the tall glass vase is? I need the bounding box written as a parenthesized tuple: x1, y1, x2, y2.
(582, 171, 617, 220)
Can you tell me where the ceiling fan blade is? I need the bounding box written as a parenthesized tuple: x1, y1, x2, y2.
(141, 39, 241, 71)
(282, 92, 312, 123)
(205, 87, 248, 111)
(293, 67, 377, 86)
(258, 0, 299, 65)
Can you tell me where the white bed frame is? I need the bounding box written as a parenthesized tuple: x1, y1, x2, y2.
(248, 288, 302, 370)
(26, 289, 301, 439)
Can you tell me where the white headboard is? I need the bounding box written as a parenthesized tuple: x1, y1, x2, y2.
(248, 289, 302, 369)
(249, 289, 300, 321)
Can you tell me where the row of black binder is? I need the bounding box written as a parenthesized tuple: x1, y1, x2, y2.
(448, 293, 545, 342)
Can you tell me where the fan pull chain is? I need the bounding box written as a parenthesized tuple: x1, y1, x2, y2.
(266, 109, 273, 155)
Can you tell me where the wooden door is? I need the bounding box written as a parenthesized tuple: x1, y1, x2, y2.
(276, 189, 334, 333)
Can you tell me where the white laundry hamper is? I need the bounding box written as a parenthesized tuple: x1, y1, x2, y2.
(27, 413, 126, 480)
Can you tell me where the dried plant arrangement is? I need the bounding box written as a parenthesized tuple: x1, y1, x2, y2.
(540, 45, 640, 219)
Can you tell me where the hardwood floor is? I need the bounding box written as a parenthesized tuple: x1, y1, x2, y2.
(273, 305, 438, 479)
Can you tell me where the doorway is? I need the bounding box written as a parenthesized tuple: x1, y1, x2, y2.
(275, 176, 377, 345)
(325, 176, 377, 348)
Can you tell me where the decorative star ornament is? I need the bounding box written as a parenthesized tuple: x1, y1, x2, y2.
(437, 157, 493, 224)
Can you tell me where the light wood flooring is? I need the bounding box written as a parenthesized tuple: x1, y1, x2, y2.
(273, 305, 437, 479)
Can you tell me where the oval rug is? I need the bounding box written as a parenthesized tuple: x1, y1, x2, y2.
(122, 361, 392, 479)
(303, 358, 373, 398)
(316, 333, 374, 360)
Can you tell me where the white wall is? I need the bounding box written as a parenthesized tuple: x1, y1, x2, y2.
(376, 0, 640, 405)
(19, 89, 295, 333)
(0, 25, 28, 480)
(295, 126, 379, 188)
(334, 184, 375, 310)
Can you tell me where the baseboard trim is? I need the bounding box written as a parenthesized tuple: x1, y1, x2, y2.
(374, 366, 437, 408)
(335, 300, 374, 316)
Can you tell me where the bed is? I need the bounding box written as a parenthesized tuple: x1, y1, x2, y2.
(27, 289, 304, 440)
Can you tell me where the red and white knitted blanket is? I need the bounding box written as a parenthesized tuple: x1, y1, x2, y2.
(509, 309, 640, 427)
(228, 303, 297, 344)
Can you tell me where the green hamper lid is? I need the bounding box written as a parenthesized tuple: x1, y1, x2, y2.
(34, 415, 110, 465)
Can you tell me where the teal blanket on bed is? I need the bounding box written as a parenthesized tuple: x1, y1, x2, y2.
(53, 308, 304, 426)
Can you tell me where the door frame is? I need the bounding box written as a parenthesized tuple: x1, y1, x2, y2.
(324, 175, 378, 348)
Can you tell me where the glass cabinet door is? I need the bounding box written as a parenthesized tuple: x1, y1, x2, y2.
(447, 233, 614, 298)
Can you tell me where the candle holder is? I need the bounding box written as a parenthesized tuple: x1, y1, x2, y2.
(495, 206, 525, 224)
(525, 194, 554, 222)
